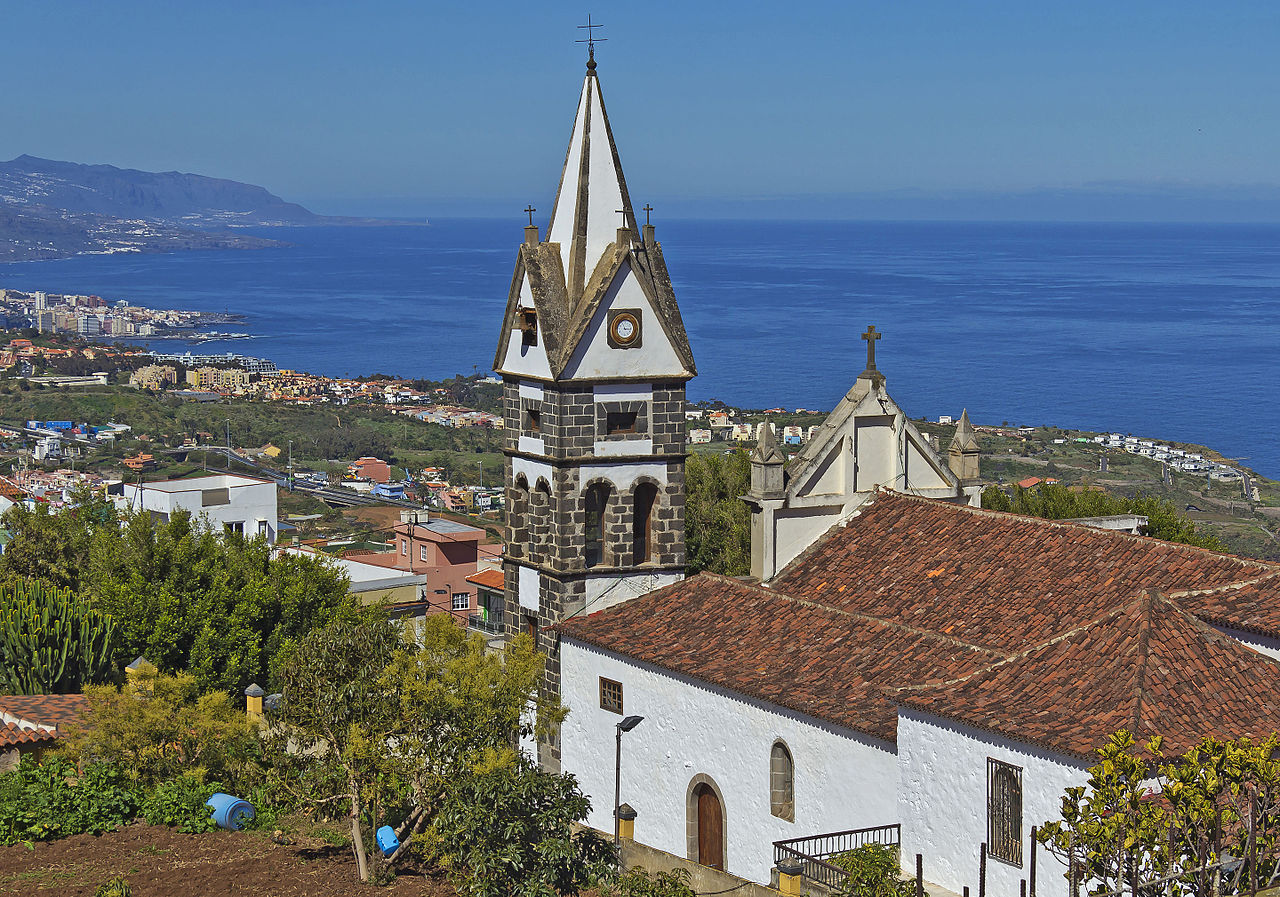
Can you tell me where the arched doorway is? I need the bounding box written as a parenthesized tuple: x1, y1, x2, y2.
(693, 782, 724, 870)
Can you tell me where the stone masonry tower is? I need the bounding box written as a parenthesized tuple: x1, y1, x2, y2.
(492, 51, 695, 759)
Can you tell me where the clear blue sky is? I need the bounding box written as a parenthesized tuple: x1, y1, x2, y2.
(6, 1, 1279, 219)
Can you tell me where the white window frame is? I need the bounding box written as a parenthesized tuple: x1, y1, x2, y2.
(451, 592, 470, 611)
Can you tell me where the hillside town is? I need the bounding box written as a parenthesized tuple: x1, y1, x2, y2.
(5, 27, 1280, 897)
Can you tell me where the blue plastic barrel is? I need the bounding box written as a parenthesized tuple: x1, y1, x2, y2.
(205, 793, 255, 831)
(376, 825, 400, 857)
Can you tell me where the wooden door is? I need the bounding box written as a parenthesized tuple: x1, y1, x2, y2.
(696, 784, 724, 870)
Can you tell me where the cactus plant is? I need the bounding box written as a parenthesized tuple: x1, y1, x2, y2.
(0, 578, 116, 694)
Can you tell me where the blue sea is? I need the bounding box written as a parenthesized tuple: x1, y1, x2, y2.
(2, 220, 1278, 477)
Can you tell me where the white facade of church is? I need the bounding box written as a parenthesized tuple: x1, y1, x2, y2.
(561, 641, 900, 884)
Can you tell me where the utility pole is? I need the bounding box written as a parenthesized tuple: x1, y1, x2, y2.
(288, 439, 293, 491)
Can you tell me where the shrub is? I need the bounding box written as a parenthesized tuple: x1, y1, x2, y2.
(830, 844, 919, 897)
(95, 876, 132, 897)
(140, 775, 220, 833)
(64, 667, 263, 789)
(606, 867, 695, 897)
(0, 756, 139, 845)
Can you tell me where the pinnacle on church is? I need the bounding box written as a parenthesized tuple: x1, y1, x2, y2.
(752, 421, 785, 464)
(952, 409, 980, 453)
(545, 52, 637, 300)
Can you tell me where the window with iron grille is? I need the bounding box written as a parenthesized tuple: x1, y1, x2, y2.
(988, 758, 1023, 866)
(599, 677, 623, 714)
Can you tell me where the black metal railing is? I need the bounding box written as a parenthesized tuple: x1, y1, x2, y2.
(468, 613, 503, 635)
(774, 824, 901, 891)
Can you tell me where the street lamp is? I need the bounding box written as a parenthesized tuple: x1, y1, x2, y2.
(614, 714, 644, 855)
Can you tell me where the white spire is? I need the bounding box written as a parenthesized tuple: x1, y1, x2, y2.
(545, 61, 635, 300)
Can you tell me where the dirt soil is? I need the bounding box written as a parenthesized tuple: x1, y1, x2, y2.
(0, 823, 455, 896)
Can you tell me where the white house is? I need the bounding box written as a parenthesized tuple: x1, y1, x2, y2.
(558, 491, 1280, 897)
(122, 474, 279, 543)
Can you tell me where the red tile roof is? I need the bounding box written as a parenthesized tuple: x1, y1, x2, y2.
(467, 568, 505, 590)
(899, 591, 1280, 757)
(559, 491, 1280, 758)
(0, 694, 89, 749)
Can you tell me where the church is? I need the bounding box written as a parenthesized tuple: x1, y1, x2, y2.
(494, 51, 1280, 897)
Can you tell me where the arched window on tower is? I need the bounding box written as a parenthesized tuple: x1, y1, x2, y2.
(770, 741, 794, 822)
(532, 480, 552, 563)
(584, 483, 612, 568)
(510, 476, 529, 559)
(633, 482, 658, 564)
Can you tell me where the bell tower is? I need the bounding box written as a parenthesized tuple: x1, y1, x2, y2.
(493, 51, 696, 752)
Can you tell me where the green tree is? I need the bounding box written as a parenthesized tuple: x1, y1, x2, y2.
(981, 483, 1224, 550)
(1038, 731, 1167, 896)
(685, 450, 751, 575)
(2, 499, 352, 694)
(0, 577, 117, 694)
(273, 610, 570, 884)
(271, 607, 404, 882)
(433, 754, 614, 897)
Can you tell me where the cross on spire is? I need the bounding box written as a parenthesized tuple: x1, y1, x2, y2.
(642, 204, 653, 225)
(861, 325, 882, 372)
(524, 205, 536, 226)
(576, 14, 606, 66)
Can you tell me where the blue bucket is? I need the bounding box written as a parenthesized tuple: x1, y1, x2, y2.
(205, 792, 255, 831)
(376, 825, 400, 857)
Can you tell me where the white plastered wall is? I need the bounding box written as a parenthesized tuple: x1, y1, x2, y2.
(897, 709, 1088, 897)
(561, 640, 899, 884)
(499, 275, 553, 380)
(562, 261, 688, 380)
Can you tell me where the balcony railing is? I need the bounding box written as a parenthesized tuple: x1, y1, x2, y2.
(774, 824, 901, 891)
(468, 613, 503, 636)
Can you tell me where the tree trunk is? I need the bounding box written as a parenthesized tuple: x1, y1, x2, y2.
(349, 775, 369, 882)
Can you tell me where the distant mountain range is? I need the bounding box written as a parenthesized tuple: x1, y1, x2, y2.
(0, 155, 336, 261)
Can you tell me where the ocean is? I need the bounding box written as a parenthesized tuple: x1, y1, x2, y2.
(2, 220, 1278, 477)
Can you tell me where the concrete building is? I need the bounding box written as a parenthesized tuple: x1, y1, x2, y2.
(122, 474, 278, 544)
(355, 512, 485, 619)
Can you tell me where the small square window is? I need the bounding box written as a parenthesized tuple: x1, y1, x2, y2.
(527, 407, 541, 433)
(606, 410, 638, 435)
(451, 592, 470, 611)
(599, 677, 623, 714)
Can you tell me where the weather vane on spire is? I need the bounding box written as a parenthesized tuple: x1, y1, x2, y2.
(576, 14, 606, 66)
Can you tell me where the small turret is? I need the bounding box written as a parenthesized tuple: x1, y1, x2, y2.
(948, 409, 981, 483)
(748, 422, 786, 501)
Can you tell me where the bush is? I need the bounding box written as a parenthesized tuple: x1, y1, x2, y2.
(95, 876, 132, 897)
(606, 867, 695, 897)
(140, 775, 220, 833)
(0, 756, 139, 845)
(830, 844, 919, 897)
(65, 667, 263, 790)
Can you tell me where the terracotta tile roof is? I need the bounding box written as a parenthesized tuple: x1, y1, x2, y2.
(467, 568, 505, 590)
(771, 492, 1278, 652)
(899, 591, 1280, 758)
(1182, 574, 1280, 640)
(0, 694, 89, 749)
(0, 721, 58, 748)
(562, 573, 1000, 742)
(0, 694, 90, 730)
(559, 491, 1280, 758)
